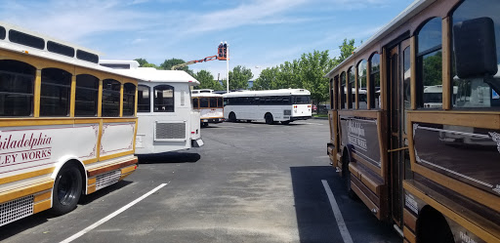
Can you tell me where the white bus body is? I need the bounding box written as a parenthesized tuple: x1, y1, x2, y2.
(192, 89, 225, 127)
(100, 60, 203, 154)
(223, 89, 312, 124)
(0, 22, 139, 226)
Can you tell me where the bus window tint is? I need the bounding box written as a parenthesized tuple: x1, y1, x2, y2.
(123, 83, 136, 116)
(75, 74, 98, 116)
(200, 98, 209, 107)
(370, 53, 380, 109)
(417, 17, 442, 109)
(40, 68, 71, 116)
(293, 95, 310, 104)
(452, 0, 500, 109)
(154, 85, 174, 112)
(358, 60, 367, 109)
(192, 98, 199, 109)
(210, 97, 217, 108)
(0, 60, 35, 116)
(138, 85, 150, 112)
(348, 66, 354, 108)
(102, 79, 121, 116)
(340, 72, 346, 109)
(218, 97, 223, 107)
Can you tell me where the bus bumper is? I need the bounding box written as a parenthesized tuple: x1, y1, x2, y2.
(291, 116, 312, 121)
(201, 118, 225, 123)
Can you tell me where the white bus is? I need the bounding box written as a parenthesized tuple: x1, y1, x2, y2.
(100, 60, 203, 154)
(0, 22, 139, 226)
(223, 89, 312, 125)
(192, 89, 224, 127)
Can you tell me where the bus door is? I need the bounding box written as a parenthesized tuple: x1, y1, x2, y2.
(387, 38, 411, 228)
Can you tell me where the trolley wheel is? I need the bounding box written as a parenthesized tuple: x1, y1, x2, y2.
(228, 112, 236, 122)
(50, 164, 82, 215)
(342, 152, 357, 199)
(201, 122, 209, 128)
(265, 113, 274, 124)
(280, 121, 290, 125)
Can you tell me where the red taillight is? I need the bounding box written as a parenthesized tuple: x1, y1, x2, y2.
(294, 105, 297, 108)
(191, 131, 195, 134)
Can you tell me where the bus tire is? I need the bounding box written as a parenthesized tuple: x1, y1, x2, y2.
(50, 164, 82, 215)
(265, 113, 274, 124)
(342, 150, 357, 199)
(228, 112, 236, 122)
(201, 122, 208, 128)
(417, 206, 454, 243)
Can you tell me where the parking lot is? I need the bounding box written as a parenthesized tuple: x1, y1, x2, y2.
(0, 119, 400, 243)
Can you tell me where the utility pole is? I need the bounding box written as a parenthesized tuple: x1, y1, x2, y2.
(225, 41, 230, 93)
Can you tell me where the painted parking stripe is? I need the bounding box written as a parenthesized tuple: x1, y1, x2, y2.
(322, 180, 354, 243)
(60, 183, 168, 243)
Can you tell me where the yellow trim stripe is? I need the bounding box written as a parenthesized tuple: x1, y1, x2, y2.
(34, 191, 51, 202)
(0, 167, 54, 185)
(0, 179, 53, 204)
(33, 199, 51, 214)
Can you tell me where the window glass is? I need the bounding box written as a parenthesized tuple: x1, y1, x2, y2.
(348, 67, 354, 109)
(357, 60, 367, 109)
(75, 74, 98, 116)
(417, 17, 442, 108)
(403, 47, 411, 133)
(340, 72, 346, 109)
(102, 79, 121, 117)
(9, 30, 44, 49)
(154, 85, 174, 112)
(0, 60, 35, 116)
(200, 97, 209, 107)
(218, 97, 223, 107)
(292, 95, 310, 104)
(210, 97, 217, 107)
(138, 85, 150, 112)
(123, 83, 136, 116)
(370, 53, 381, 108)
(192, 98, 199, 109)
(40, 68, 71, 116)
(452, 0, 500, 109)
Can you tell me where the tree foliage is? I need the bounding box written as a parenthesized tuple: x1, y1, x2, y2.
(224, 65, 253, 91)
(194, 70, 224, 90)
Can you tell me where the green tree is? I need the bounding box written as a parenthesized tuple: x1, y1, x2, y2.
(333, 38, 356, 65)
(224, 65, 253, 90)
(194, 70, 223, 90)
(299, 50, 335, 106)
(135, 58, 148, 66)
(253, 67, 278, 90)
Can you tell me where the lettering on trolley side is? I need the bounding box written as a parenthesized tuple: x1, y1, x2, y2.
(347, 120, 367, 151)
(0, 133, 53, 165)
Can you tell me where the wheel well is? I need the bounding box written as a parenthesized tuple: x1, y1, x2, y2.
(416, 206, 455, 243)
(341, 147, 351, 178)
(264, 112, 273, 118)
(62, 160, 86, 195)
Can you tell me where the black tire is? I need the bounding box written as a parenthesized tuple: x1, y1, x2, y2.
(265, 113, 274, 125)
(342, 152, 357, 199)
(50, 165, 82, 215)
(228, 112, 236, 122)
(280, 121, 290, 125)
(201, 122, 208, 128)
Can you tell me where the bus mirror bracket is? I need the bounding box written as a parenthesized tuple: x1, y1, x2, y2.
(453, 17, 497, 79)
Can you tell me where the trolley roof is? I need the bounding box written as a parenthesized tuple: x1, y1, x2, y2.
(0, 22, 137, 79)
(325, 0, 431, 77)
(100, 60, 199, 85)
(222, 89, 310, 98)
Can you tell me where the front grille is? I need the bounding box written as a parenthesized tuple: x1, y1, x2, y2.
(96, 170, 121, 191)
(0, 195, 34, 226)
(155, 122, 186, 140)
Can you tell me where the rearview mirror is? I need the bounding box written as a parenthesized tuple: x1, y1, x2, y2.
(453, 17, 497, 79)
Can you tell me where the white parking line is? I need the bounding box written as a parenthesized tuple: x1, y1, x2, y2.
(60, 183, 168, 243)
(321, 180, 354, 243)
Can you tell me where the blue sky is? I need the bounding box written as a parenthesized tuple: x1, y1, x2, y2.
(0, 0, 414, 79)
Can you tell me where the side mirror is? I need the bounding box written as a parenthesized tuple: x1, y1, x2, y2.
(453, 17, 497, 79)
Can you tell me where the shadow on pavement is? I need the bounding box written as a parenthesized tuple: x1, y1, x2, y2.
(137, 151, 201, 164)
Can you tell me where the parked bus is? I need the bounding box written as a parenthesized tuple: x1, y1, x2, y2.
(0, 22, 139, 226)
(100, 60, 203, 154)
(191, 89, 225, 127)
(223, 89, 312, 125)
(325, 1, 500, 242)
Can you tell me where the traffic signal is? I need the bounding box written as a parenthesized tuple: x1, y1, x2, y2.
(218, 42, 224, 59)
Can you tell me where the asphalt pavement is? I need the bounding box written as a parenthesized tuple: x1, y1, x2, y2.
(0, 119, 400, 243)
